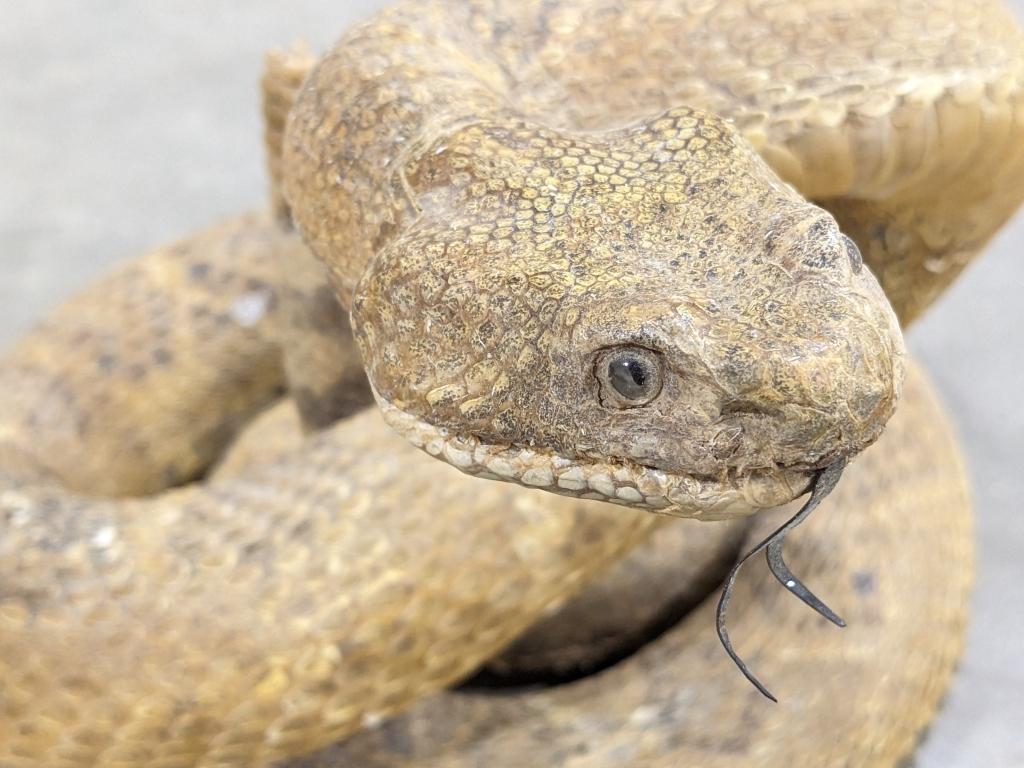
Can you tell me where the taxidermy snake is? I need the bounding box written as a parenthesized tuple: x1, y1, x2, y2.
(2, 0, 1023, 765)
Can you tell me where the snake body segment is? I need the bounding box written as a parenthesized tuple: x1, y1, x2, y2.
(2, 0, 1023, 765)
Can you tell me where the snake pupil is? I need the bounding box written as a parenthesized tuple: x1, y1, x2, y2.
(608, 357, 649, 399)
(597, 346, 664, 407)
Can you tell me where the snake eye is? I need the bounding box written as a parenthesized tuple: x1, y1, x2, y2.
(596, 346, 663, 408)
(842, 234, 863, 273)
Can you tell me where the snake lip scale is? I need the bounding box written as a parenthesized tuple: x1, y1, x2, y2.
(375, 387, 817, 519)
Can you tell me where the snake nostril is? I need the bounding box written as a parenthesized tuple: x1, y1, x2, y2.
(710, 426, 744, 460)
(852, 387, 891, 428)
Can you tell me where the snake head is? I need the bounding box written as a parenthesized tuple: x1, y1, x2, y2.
(351, 108, 905, 518)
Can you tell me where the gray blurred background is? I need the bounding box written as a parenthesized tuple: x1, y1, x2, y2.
(1, 3, 1022, 765)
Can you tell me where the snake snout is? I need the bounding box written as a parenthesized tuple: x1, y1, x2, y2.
(739, 343, 901, 473)
(703, 291, 905, 474)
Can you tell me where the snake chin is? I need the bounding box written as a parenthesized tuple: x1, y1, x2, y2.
(375, 390, 813, 519)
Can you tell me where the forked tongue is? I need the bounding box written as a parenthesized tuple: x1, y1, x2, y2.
(715, 459, 848, 702)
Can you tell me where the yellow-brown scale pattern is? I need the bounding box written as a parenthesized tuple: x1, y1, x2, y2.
(2, 0, 1022, 765)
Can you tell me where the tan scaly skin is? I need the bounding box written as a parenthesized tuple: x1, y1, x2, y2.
(0, 0, 1021, 765)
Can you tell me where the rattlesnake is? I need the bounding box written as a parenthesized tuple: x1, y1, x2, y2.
(2, 0, 1022, 765)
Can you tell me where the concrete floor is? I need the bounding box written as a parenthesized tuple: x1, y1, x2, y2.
(1, 3, 1022, 765)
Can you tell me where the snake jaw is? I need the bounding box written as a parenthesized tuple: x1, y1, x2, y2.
(379, 381, 854, 701)
(374, 388, 814, 519)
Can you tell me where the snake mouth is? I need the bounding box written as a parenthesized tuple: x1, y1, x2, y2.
(375, 394, 814, 519)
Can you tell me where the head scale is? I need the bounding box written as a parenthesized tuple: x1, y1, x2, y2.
(349, 107, 903, 517)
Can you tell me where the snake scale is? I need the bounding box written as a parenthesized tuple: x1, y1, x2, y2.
(2, 0, 1023, 765)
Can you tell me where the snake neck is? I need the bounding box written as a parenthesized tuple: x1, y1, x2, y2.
(282, 3, 508, 307)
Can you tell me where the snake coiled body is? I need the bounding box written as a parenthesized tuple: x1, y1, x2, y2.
(1, 0, 1022, 766)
